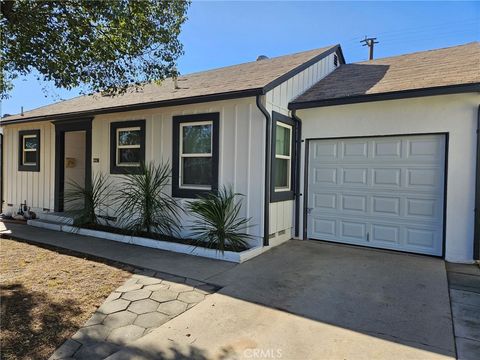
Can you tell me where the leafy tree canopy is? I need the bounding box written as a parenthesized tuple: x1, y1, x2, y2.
(0, 0, 190, 98)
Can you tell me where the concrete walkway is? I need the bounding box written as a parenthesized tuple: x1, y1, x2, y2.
(2, 222, 457, 359)
(50, 270, 218, 360)
(447, 263, 480, 360)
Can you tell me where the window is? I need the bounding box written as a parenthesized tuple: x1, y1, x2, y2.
(271, 112, 296, 202)
(274, 122, 292, 191)
(110, 120, 145, 174)
(18, 130, 40, 171)
(172, 113, 219, 198)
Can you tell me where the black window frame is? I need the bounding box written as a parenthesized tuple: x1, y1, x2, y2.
(18, 129, 40, 172)
(172, 112, 219, 199)
(110, 120, 146, 174)
(271, 111, 296, 202)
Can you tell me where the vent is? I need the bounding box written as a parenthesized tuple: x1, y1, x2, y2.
(333, 54, 338, 67)
(256, 55, 269, 61)
(278, 229, 286, 236)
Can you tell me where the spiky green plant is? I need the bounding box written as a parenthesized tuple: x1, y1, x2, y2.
(115, 162, 182, 236)
(187, 186, 254, 253)
(64, 173, 113, 226)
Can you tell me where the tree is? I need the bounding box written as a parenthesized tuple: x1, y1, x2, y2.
(0, 0, 190, 98)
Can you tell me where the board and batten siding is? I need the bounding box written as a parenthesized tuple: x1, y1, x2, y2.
(265, 51, 339, 241)
(91, 97, 266, 244)
(1, 121, 55, 213)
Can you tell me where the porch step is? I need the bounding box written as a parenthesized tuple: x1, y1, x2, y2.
(27, 219, 63, 231)
(38, 212, 74, 225)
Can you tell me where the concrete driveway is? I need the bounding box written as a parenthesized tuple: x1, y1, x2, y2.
(107, 240, 455, 360)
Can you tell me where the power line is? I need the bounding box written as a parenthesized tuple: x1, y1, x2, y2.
(346, 17, 478, 42)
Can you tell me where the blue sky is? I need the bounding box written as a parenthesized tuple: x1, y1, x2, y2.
(2, 1, 479, 116)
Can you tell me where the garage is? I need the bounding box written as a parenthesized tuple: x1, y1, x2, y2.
(306, 134, 446, 256)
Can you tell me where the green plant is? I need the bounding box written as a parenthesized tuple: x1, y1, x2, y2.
(187, 186, 254, 253)
(64, 172, 113, 226)
(115, 162, 182, 236)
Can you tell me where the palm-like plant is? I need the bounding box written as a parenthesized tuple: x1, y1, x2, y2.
(115, 162, 182, 236)
(187, 186, 253, 253)
(64, 172, 113, 226)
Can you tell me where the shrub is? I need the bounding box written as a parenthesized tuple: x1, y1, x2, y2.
(187, 186, 254, 253)
(64, 173, 113, 226)
(115, 162, 182, 236)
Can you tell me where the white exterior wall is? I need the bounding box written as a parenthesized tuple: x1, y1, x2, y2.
(91, 97, 266, 243)
(265, 51, 338, 241)
(297, 93, 480, 262)
(1, 121, 55, 214)
(1, 97, 266, 244)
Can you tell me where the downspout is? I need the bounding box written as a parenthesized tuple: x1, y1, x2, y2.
(474, 105, 480, 260)
(291, 110, 302, 238)
(256, 95, 271, 246)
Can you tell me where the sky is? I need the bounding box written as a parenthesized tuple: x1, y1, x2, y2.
(1, 0, 479, 117)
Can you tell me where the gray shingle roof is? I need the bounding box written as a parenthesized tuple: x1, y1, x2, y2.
(2, 45, 338, 123)
(291, 42, 480, 109)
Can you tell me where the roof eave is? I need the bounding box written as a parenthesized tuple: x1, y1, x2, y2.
(1, 88, 264, 125)
(289, 83, 480, 110)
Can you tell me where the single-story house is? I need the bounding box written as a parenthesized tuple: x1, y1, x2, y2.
(1, 42, 479, 263)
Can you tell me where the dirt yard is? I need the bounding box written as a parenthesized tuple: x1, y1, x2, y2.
(0, 238, 133, 360)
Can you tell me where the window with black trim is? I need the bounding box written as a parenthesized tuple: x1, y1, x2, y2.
(271, 112, 295, 202)
(172, 113, 219, 198)
(110, 120, 145, 174)
(18, 129, 40, 171)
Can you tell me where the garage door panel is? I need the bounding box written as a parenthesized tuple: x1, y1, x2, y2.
(406, 168, 441, 189)
(312, 218, 337, 238)
(342, 168, 368, 185)
(406, 198, 439, 219)
(373, 139, 402, 158)
(371, 196, 401, 216)
(342, 141, 368, 159)
(313, 167, 338, 185)
(407, 137, 444, 161)
(307, 135, 445, 256)
(313, 142, 338, 160)
(313, 193, 337, 209)
(372, 224, 400, 245)
(340, 220, 366, 240)
(342, 194, 367, 212)
(372, 168, 402, 187)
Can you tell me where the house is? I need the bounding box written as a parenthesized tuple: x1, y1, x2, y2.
(1, 42, 479, 263)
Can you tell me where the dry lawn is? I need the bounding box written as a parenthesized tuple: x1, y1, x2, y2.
(0, 238, 133, 360)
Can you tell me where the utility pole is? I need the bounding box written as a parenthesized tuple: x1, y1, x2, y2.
(361, 36, 379, 60)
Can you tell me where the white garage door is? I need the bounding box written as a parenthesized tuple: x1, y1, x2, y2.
(307, 134, 445, 256)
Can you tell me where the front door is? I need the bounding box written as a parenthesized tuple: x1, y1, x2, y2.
(63, 131, 87, 210)
(54, 119, 92, 212)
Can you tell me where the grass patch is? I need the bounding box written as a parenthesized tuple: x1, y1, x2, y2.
(0, 238, 133, 360)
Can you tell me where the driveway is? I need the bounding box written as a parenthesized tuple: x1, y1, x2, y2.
(107, 240, 455, 359)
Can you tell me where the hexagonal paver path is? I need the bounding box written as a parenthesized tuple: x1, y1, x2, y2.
(49, 269, 219, 360)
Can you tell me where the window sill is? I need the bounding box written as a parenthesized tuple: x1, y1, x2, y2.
(110, 166, 143, 175)
(172, 187, 216, 199)
(18, 164, 40, 172)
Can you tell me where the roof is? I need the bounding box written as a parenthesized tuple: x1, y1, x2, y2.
(290, 42, 480, 109)
(2, 44, 341, 124)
